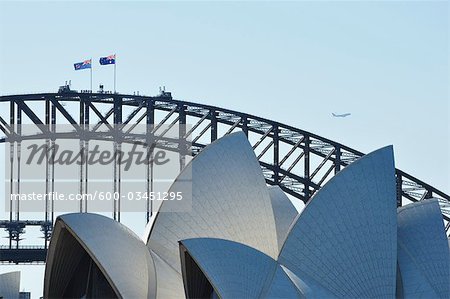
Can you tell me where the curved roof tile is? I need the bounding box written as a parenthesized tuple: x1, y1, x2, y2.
(0, 271, 20, 299)
(279, 146, 397, 298)
(179, 238, 277, 298)
(147, 132, 279, 272)
(268, 186, 298, 253)
(44, 213, 156, 299)
(397, 199, 449, 298)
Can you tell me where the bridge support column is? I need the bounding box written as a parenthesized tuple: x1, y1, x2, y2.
(16, 105, 22, 249)
(51, 102, 56, 224)
(84, 98, 90, 213)
(396, 173, 402, 207)
(113, 96, 123, 222)
(210, 109, 217, 142)
(146, 99, 155, 222)
(304, 136, 311, 202)
(273, 125, 279, 184)
(242, 116, 248, 137)
(79, 98, 85, 213)
(179, 104, 186, 171)
(9, 101, 14, 249)
(44, 98, 51, 249)
(335, 145, 341, 174)
(304, 136, 310, 200)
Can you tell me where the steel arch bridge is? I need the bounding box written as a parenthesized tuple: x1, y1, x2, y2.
(0, 88, 449, 264)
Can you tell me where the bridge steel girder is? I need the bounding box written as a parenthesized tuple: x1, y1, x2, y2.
(0, 92, 449, 263)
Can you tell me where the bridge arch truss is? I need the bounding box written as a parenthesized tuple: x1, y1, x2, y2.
(0, 91, 448, 263)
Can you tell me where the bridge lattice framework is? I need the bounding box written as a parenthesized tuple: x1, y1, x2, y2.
(0, 91, 448, 263)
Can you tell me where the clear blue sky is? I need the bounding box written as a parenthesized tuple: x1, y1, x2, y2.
(0, 1, 448, 297)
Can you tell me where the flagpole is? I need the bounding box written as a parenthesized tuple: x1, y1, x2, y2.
(114, 54, 116, 93)
(90, 58, 93, 92)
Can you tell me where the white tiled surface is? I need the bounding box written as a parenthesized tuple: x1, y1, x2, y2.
(397, 199, 449, 298)
(148, 132, 279, 274)
(264, 264, 303, 298)
(150, 250, 185, 299)
(0, 271, 20, 299)
(42, 141, 450, 298)
(45, 213, 156, 299)
(180, 238, 278, 299)
(268, 186, 298, 254)
(281, 265, 335, 298)
(279, 146, 397, 298)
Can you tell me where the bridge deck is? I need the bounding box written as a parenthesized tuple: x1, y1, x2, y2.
(0, 246, 47, 264)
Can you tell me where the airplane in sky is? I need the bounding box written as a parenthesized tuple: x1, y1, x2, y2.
(332, 113, 351, 118)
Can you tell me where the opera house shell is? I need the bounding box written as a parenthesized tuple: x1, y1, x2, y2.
(0, 271, 21, 299)
(43, 132, 450, 298)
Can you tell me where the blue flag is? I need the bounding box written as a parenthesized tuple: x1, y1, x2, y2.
(74, 59, 92, 70)
(99, 54, 116, 65)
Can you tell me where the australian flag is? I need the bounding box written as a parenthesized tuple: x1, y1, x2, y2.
(74, 59, 92, 70)
(99, 54, 116, 65)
